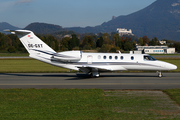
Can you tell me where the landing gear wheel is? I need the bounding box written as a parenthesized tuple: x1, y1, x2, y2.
(90, 72, 100, 78)
(158, 71, 163, 78)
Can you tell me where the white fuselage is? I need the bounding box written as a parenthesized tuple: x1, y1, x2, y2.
(31, 51, 177, 73)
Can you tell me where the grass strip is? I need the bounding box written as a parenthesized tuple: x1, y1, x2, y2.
(0, 58, 180, 73)
(0, 89, 180, 120)
(0, 59, 70, 73)
(160, 59, 180, 72)
(0, 53, 29, 57)
(163, 89, 180, 105)
(151, 54, 180, 56)
(0, 89, 104, 120)
(104, 90, 180, 120)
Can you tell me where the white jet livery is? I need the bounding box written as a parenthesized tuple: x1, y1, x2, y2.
(5, 30, 177, 77)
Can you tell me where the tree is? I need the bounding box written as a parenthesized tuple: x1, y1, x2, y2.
(8, 46, 16, 53)
(98, 44, 109, 53)
(109, 47, 117, 53)
(120, 37, 133, 51)
(142, 36, 149, 45)
(174, 42, 180, 52)
(61, 37, 71, 50)
(123, 38, 133, 51)
(138, 37, 143, 46)
(72, 34, 80, 47)
(102, 33, 110, 44)
(149, 37, 159, 46)
(46, 35, 60, 51)
(81, 35, 96, 50)
(0, 34, 12, 51)
(68, 34, 80, 50)
(113, 33, 122, 49)
(96, 36, 104, 48)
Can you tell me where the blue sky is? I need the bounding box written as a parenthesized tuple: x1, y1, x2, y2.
(0, 0, 156, 28)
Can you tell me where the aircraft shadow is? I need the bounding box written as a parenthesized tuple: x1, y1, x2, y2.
(66, 73, 159, 80)
(0, 73, 76, 77)
(0, 73, 159, 81)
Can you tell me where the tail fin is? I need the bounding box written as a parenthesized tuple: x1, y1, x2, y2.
(5, 30, 56, 58)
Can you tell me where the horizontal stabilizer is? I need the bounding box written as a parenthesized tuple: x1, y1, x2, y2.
(4, 29, 31, 35)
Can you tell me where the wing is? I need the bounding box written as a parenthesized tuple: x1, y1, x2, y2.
(76, 65, 127, 74)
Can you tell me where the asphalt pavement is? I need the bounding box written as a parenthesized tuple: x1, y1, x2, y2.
(0, 72, 179, 89)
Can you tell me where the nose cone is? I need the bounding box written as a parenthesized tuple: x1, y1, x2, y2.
(166, 63, 177, 70)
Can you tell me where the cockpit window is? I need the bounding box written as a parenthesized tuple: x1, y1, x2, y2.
(144, 55, 156, 61)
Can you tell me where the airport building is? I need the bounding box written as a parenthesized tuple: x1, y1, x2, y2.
(117, 28, 134, 36)
(135, 46, 175, 54)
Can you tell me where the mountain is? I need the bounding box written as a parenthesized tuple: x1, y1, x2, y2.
(0, 22, 21, 33)
(24, 22, 67, 34)
(67, 0, 180, 41)
(2, 0, 180, 41)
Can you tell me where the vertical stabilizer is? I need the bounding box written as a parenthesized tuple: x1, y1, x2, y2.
(5, 30, 56, 58)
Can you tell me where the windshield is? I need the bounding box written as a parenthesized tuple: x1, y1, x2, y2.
(144, 55, 156, 61)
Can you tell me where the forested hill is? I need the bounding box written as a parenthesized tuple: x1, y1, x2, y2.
(24, 22, 67, 34)
(0, 22, 21, 33)
(67, 0, 180, 41)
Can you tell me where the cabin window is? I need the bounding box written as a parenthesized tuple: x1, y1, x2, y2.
(103, 56, 106, 59)
(131, 56, 134, 60)
(115, 56, 118, 60)
(109, 56, 112, 59)
(144, 55, 156, 61)
(98, 55, 101, 59)
(120, 56, 124, 60)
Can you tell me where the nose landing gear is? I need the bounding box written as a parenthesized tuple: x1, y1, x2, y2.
(157, 71, 163, 78)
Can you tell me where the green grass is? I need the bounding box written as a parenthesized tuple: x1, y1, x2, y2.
(0, 89, 180, 120)
(103, 90, 180, 120)
(0, 53, 29, 57)
(150, 54, 180, 56)
(0, 59, 69, 73)
(163, 89, 180, 105)
(0, 89, 104, 120)
(161, 59, 180, 72)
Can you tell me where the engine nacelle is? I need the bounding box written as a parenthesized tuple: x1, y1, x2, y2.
(51, 51, 82, 62)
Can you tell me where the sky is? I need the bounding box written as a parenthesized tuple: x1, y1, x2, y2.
(0, 0, 156, 28)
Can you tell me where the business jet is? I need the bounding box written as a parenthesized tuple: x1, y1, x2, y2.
(5, 30, 177, 78)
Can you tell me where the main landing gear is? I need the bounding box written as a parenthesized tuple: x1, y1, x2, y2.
(157, 71, 163, 78)
(90, 72, 100, 78)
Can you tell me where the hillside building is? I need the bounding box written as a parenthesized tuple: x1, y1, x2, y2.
(117, 28, 134, 36)
(159, 41, 166, 45)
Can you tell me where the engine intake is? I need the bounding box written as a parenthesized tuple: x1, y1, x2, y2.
(51, 51, 82, 62)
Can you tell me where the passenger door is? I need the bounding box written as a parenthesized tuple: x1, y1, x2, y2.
(87, 55, 93, 64)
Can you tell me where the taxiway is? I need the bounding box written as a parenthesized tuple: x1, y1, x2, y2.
(0, 73, 179, 89)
